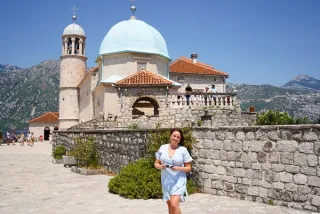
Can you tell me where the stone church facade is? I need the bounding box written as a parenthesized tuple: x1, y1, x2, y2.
(30, 5, 256, 132)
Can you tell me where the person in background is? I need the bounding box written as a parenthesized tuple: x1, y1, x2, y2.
(30, 132, 35, 146)
(185, 84, 193, 106)
(208, 84, 217, 105)
(203, 86, 209, 105)
(6, 131, 11, 145)
(11, 132, 16, 145)
(27, 131, 32, 146)
(19, 133, 25, 146)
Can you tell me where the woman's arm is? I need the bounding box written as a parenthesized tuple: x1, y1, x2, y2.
(154, 159, 166, 170)
(172, 162, 192, 173)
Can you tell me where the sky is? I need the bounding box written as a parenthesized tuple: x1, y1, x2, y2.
(0, 0, 319, 86)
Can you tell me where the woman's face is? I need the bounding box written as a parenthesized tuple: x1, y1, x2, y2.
(170, 131, 181, 145)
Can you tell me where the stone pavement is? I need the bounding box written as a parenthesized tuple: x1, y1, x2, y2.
(0, 142, 315, 214)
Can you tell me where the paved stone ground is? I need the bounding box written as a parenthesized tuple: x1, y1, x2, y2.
(0, 142, 314, 214)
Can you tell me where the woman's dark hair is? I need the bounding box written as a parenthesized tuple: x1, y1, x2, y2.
(170, 128, 184, 146)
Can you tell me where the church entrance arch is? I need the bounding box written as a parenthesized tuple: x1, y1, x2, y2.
(44, 127, 50, 141)
(132, 97, 159, 116)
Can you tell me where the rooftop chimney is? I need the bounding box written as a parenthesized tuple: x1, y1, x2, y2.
(191, 53, 198, 63)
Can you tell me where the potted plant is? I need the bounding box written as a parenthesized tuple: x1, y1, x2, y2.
(52, 145, 66, 164)
(62, 150, 76, 167)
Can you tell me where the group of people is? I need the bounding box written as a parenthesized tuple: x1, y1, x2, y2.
(5, 131, 35, 146)
(185, 84, 217, 106)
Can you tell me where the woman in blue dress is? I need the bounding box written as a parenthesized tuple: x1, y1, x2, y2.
(154, 129, 193, 214)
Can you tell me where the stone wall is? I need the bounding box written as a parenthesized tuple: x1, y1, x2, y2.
(52, 130, 150, 173)
(192, 125, 320, 212)
(52, 125, 320, 212)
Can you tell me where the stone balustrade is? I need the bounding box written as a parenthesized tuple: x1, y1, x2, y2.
(168, 92, 237, 108)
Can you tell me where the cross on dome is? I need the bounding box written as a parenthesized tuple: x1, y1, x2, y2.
(71, 6, 78, 22)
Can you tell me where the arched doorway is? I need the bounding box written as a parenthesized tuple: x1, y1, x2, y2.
(44, 127, 50, 141)
(132, 97, 159, 116)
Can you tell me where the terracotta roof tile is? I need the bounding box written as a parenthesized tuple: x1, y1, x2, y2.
(169, 56, 229, 76)
(115, 70, 173, 87)
(29, 112, 59, 123)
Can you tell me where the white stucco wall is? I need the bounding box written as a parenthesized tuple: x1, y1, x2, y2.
(79, 73, 97, 123)
(29, 123, 58, 139)
(170, 74, 227, 93)
(101, 53, 169, 81)
(104, 87, 119, 117)
(93, 85, 105, 119)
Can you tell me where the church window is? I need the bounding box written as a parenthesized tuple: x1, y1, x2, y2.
(67, 38, 72, 55)
(75, 38, 80, 55)
(137, 62, 147, 71)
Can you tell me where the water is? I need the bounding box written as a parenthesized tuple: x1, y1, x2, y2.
(1, 129, 29, 138)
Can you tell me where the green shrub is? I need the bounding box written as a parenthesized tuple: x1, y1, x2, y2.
(108, 157, 198, 199)
(52, 145, 66, 160)
(257, 110, 310, 125)
(71, 137, 100, 168)
(108, 158, 162, 199)
(128, 123, 140, 129)
(197, 120, 203, 127)
(108, 128, 199, 199)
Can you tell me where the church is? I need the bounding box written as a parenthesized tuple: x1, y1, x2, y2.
(30, 4, 252, 135)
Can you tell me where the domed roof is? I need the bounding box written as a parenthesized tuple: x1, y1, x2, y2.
(99, 18, 170, 60)
(63, 23, 85, 36)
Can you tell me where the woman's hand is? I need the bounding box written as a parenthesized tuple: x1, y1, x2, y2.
(154, 160, 166, 170)
(171, 163, 192, 173)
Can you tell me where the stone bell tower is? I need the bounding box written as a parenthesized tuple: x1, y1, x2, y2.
(59, 7, 87, 130)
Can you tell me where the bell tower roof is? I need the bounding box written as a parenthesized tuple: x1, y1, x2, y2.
(62, 6, 85, 37)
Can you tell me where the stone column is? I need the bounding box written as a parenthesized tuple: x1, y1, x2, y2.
(83, 41, 86, 56)
(71, 38, 75, 55)
(64, 38, 68, 55)
(79, 39, 83, 56)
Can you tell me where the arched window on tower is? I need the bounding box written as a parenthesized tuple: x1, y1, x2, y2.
(75, 38, 80, 55)
(67, 38, 72, 55)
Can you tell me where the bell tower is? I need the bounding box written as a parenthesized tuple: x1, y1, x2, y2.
(59, 6, 87, 130)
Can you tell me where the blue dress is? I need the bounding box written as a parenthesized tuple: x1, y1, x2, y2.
(156, 144, 193, 202)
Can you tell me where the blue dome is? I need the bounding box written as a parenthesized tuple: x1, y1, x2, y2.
(99, 19, 170, 60)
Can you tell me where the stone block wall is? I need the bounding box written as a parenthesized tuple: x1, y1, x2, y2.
(192, 125, 320, 212)
(52, 130, 150, 173)
(53, 124, 320, 212)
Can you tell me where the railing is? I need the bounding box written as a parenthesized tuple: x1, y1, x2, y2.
(168, 92, 237, 108)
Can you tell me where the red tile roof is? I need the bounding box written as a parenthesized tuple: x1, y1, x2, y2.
(115, 70, 173, 87)
(29, 112, 59, 123)
(169, 56, 229, 76)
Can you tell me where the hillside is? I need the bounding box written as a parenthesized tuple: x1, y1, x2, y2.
(282, 74, 320, 91)
(228, 81, 320, 121)
(0, 60, 60, 130)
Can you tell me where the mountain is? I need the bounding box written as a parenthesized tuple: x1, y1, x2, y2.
(0, 60, 60, 130)
(228, 81, 320, 121)
(0, 64, 23, 73)
(282, 74, 320, 91)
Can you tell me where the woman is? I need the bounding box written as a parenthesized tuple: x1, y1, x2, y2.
(154, 129, 193, 214)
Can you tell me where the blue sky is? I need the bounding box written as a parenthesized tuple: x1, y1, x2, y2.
(0, 0, 319, 86)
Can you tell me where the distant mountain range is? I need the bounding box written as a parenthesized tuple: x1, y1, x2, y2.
(0, 60, 319, 130)
(282, 74, 320, 91)
(0, 61, 60, 130)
